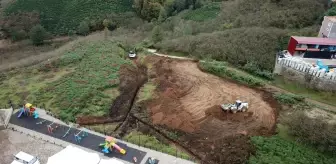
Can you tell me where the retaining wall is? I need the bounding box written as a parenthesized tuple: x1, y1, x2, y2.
(274, 57, 336, 92)
(0, 107, 13, 130)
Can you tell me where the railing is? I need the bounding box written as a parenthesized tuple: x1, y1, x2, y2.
(278, 58, 336, 80)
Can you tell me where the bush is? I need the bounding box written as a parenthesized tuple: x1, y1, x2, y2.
(284, 111, 336, 154)
(0, 11, 40, 41)
(242, 62, 274, 80)
(29, 24, 48, 45)
(273, 93, 305, 105)
(182, 2, 220, 22)
(151, 25, 163, 43)
(250, 135, 336, 164)
(77, 21, 90, 36)
(199, 60, 264, 87)
(157, 27, 288, 71)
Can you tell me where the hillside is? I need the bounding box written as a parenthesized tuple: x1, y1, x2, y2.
(155, 0, 325, 73)
(2, 0, 133, 35)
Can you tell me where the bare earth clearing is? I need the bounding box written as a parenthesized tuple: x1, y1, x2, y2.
(144, 56, 278, 163)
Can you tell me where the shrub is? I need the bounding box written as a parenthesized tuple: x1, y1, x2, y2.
(242, 62, 274, 80)
(77, 21, 90, 36)
(151, 25, 163, 43)
(273, 93, 305, 105)
(29, 24, 48, 45)
(182, 2, 220, 22)
(199, 60, 264, 87)
(133, 0, 162, 21)
(10, 30, 28, 41)
(158, 6, 168, 22)
(284, 111, 336, 154)
(0, 11, 40, 41)
(157, 27, 288, 71)
(250, 135, 336, 164)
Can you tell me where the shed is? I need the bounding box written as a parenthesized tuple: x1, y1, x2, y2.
(287, 36, 336, 55)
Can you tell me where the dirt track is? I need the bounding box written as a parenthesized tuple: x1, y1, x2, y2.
(147, 57, 276, 136)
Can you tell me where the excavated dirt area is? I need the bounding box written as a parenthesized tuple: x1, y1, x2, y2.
(145, 56, 278, 163)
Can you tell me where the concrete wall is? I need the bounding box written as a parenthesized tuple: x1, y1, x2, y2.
(0, 108, 13, 130)
(274, 57, 336, 92)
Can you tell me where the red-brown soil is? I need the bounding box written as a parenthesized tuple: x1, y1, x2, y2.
(145, 56, 278, 163)
(147, 56, 276, 134)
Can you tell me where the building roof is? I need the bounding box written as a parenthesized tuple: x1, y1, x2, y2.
(292, 36, 336, 46)
(14, 151, 35, 162)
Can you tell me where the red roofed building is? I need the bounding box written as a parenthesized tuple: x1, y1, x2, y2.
(287, 36, 336, 59)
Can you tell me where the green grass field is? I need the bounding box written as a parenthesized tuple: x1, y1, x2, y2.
(0, 40, 132, 122)
(123, 131, 190, 160)
(273, 76, 336, 106)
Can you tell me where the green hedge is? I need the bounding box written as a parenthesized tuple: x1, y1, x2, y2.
(273, 93, 305, 105)
(199, 60, 264, 87)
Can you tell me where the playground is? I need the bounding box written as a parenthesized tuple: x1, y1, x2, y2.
(10, 110, 147, 164)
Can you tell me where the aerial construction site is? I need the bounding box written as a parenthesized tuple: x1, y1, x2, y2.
(74, 53, 279, 164)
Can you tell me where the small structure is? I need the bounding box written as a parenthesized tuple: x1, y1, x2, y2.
(287, 36, 336, 59)
(319, 16, 336, 39)
(12, 151, 40, 164)
(99, 136, 126, 155)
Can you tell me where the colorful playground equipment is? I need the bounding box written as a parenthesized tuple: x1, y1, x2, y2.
(316, 59, 329, 72)
(99, 136, 126, 155)
(74, 129, 88, 143)
(17, 103, 39, 119)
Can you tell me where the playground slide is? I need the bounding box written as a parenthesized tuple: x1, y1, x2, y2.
(112, 143, 126, 154)
(17, 110, 24, 118)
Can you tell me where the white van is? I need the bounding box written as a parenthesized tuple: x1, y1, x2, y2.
(11, 151, 40, 164)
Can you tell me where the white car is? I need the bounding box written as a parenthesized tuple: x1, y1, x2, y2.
(11, 151, 40, 164)
(128, 51, 136, 58)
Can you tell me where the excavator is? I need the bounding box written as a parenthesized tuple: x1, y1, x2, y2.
(221, 100, 249, 113)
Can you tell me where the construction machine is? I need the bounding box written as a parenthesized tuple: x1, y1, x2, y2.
(221, 100, 248, 113)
